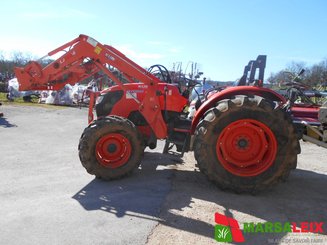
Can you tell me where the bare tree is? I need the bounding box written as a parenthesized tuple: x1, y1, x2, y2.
(267, 59, 327, 87)
(286, 61, 306, 74)
(267, 70, 293, 86)
(10, 51, 34, 66)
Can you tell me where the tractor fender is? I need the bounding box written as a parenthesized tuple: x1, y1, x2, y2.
(191, 86, 286, 133)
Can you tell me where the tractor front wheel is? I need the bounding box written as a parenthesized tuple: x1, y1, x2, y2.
(78, 116, 144, 180)
(194, 95, 300, 193)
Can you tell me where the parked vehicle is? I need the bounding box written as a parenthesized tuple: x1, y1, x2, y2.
(14, 35, 326, 193)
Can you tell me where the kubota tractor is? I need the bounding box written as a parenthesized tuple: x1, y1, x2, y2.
(14, 35, 327, 193)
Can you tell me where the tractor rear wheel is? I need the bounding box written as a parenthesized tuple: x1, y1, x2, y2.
(194, 95, 299, 193)
(78, 116, 144, 180)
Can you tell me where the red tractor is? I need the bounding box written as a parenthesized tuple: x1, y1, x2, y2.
(14, 35, 327, 193)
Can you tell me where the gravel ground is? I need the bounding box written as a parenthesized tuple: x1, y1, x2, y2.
(147, 143, 327, 245)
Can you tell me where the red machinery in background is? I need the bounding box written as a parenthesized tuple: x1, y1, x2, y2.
(14, 35, 327, 193)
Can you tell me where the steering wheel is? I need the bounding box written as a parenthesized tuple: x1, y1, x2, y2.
(147, 64, 172, 83)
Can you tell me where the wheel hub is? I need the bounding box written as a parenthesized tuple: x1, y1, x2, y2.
(107, 144, 117, 153)
(216, 119, 277, 177)
(236, 137, 249, 149)
(96, 133, 132, 168)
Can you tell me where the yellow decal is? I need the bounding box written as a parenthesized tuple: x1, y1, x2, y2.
(94, 46, 102, 54)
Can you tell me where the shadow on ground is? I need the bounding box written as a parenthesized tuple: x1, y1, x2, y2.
(0, 117, 17, 128)
(73, 152, 179, 219)
(72, 152, 327, 244)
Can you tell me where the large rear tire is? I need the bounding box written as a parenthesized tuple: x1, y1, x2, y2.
(79, 116, 144, 180)
(194, 95, 300, 193)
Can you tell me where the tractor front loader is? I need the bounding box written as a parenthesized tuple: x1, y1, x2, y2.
(14, 35, 308, 193)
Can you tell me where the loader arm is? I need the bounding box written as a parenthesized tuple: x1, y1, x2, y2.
(14, 34, 167, 139)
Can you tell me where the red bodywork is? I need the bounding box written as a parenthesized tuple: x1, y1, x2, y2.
(101, 83, 187, 118)
(14, 34, 302, 142)
(191, 86, 286, 133)
(291, 106, 320, 124)
(14, 34, 188, 140)
(99, 83, 187, 139)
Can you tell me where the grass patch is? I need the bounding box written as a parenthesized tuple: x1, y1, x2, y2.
(0, 92, 39, 103)
(0, 92, 65, 109)
(0, 92, 10, 102)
